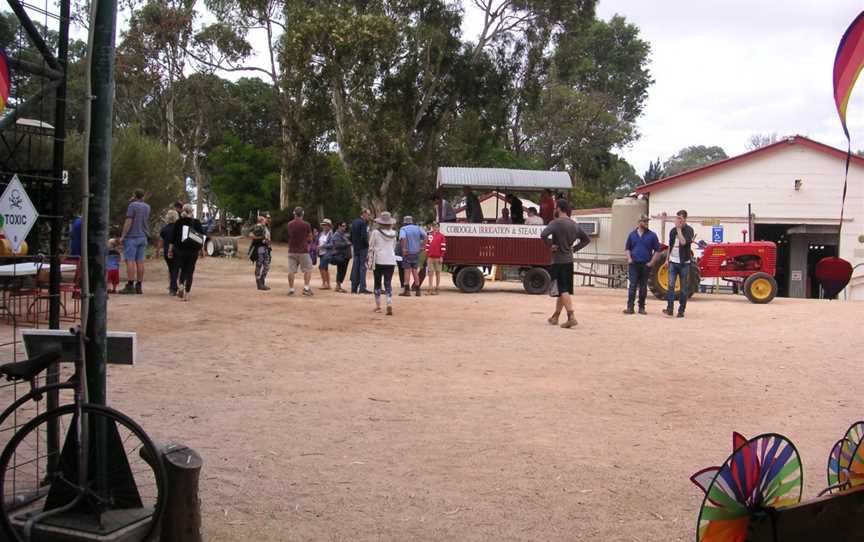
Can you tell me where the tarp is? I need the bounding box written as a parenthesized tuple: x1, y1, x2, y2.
(437, 167, 572, 191)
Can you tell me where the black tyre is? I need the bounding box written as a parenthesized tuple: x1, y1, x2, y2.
(451, 266, 463, 289)
(456, 267, 485, 293)
(744, 272, 778, 304)
(648, 252, 699, 300)
(0, 404, 166, 542)
(523, 267, 551, 294)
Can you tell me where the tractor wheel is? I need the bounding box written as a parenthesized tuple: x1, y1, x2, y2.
(523, 267, 551, 294)
(648, 253, 699, 300)
(743, 272, 777, 304)
(456, 266, 485, 293)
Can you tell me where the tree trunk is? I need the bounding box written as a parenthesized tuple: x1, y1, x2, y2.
(279, 115, 291, 210)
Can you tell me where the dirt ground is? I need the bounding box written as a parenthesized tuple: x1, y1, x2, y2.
(91, 242, 863, 541)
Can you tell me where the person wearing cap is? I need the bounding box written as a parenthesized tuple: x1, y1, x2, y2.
(317, 219, 334, 290)
(368, 211, 398, 315)
(623, 215, 661, 315)
(249, 213, 272, 291)
(398, 215, 426, 297)
(286, 206, 314, 296)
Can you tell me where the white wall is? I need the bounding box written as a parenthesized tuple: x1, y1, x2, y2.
(646, 143, 864, 299)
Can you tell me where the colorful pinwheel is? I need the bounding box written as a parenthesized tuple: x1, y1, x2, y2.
(826, 421, 864, 493)
(691, 433, 802, 542)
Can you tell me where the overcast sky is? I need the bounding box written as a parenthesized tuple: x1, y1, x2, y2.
(540, 1, 864, 176)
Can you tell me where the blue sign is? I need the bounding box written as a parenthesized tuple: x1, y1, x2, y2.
(711, 226, 724, 243)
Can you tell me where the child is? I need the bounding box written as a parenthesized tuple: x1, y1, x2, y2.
(107, 239, 121, 293)
(425, 223, 446, 295)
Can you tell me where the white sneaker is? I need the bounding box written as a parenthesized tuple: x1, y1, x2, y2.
(288, 289, 295, 296)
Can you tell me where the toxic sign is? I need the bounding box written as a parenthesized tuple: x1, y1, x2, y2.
(0, 175, 39, 252)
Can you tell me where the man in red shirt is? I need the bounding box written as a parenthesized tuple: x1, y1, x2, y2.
(286, 207, 314, 296)
(539, 189, 556, 224)
(425, 223, 447, 295)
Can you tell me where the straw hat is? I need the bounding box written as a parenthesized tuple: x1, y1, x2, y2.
(320, 218, 333, 227)
(375, 211, 396, 225)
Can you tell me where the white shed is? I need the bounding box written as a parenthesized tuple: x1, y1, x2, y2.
(635, 135, 864, 300)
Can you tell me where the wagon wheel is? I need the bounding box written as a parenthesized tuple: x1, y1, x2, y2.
(450, 266, 463, 289)
(456, 267, 485, 293)
(693, 433, 802, 542)
(522, 267, 551, 294)
(743, 272, 778, 304)
(648, 253, 699, 300)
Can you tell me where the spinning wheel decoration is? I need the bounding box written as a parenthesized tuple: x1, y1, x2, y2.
(826, 421, 864, 493)
(691, 432, 802, 542)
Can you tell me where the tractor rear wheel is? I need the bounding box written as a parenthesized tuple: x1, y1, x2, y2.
(522, 267, 551, 294)
(456, 266, 485, 293)
(743, 272, 777, 304)
(648, 253, 699, 300)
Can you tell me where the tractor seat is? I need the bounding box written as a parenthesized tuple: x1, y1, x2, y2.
(0, 348, 63, 382)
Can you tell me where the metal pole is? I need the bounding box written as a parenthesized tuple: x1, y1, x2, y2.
(748, 203, 753, 242)
(46, 0, 71, 477)
(85, 0, 116, 407)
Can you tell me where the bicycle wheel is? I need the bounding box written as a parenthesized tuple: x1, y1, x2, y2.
(0, 404, 166, 542)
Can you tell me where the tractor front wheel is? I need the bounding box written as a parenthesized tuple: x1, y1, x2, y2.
(648, 253, 700, 300)
(743, 272, 777, 304)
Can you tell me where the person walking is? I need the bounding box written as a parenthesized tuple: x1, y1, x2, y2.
(350, 209, 372, 294)
(249, 214, 272, 291)
(398, 215, 426, 297)
(317, 219, 334, 290)
(540, 199, 591, 328)
(368, 211, 398, 315)
(426, 222, 446, 295)
(328, 221, 352, 292)
(118, 189, 151, 294)
(286, 207, 314, 296)
(623, 215, 661, 315)
(663, 209, 695, 318)
(463, 187, 484, 223)
(168, 204, 205, 301)
(158, 209, 180, 295)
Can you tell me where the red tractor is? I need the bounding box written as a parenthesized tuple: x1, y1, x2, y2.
(649, 241, 779, 304)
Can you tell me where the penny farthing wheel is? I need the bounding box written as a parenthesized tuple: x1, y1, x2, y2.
(694, 433, 803, 542)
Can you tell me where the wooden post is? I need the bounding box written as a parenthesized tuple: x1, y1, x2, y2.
(159, 443, 203, 542)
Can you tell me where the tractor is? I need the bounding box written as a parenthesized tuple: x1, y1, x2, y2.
(648, 241, 779, 304)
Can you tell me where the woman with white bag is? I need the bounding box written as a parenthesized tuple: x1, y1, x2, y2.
(168, 204, 205, 301)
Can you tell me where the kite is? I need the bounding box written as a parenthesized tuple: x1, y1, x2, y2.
(819, 11, 864, 296)
(0, 48, 9, 114)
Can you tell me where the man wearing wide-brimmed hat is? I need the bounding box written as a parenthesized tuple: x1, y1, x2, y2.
(368, 211, 398, 315)
(317, 218, 334, 290)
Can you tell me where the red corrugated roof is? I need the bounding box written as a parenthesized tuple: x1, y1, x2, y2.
(635, 135, 864, 195)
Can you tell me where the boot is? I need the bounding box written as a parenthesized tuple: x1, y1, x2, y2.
(399, 287, 411, 297)
(547, 312, 560, 325)
(118, 282, 136, 295)
(135, 281, 143, 294)
(560, 311, 577, 329)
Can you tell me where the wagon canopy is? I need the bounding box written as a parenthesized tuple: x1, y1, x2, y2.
(436, 167, 572, 191)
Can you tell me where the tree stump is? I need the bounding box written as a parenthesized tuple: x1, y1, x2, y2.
(159, 443, 203, 542)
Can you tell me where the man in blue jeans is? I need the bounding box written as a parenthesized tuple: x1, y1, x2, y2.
(350, 209, 372, 294)
(118, 189, 151, 295)
(623, 215, 660, 315)
(663, 209, 695, 318)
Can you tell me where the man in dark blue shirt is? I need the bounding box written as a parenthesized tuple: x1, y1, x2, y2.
(350, 209, 372, 294)
(623, 215, 661, 314)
